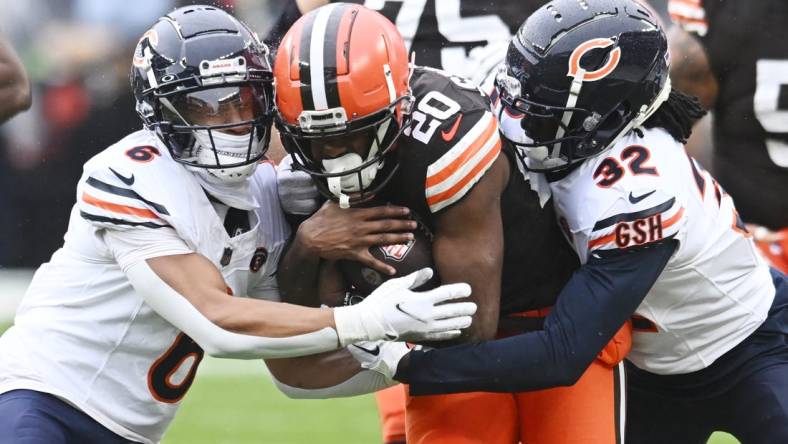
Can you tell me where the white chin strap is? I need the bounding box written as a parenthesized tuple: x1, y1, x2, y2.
(322, 120, 390, 208)
(187, 129, 262, 210)
(192, 129, 261, 184)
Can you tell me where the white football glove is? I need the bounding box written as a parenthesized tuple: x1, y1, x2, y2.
(333, 268, 475, 346)
(348, 340, 410, 381)
(277, 154, 321, 216)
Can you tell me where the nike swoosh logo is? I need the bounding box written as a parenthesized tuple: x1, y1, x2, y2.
(441, 114, 463, 142)
(395, 303, 427, 323)
(629, 190, 656, 204)
(110, 168, 135, 186)
(351, 344, 380, 356)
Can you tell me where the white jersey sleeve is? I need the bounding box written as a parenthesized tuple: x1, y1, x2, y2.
(550, 129, 688, 263)
(548, 127, 775, 375)
(105, 227, 193, 272)
(76, 145, 175, 232)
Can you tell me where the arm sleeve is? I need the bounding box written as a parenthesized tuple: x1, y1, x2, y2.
(103, 226, 193, 271)
(398, 239, 678, 395)
(103, 230, 342, 360)
(77, 169, 173, 231)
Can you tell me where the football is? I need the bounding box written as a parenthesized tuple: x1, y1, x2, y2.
(337, 215, 440, 298)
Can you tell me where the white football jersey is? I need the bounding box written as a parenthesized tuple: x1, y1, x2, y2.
(545, 127, 775, 374)
(0, 130, 290, 443)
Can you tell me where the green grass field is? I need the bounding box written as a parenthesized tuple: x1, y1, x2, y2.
(0, 323, 740, 443)
(164, 357, 740, 444)
(165, 357, 382, 443)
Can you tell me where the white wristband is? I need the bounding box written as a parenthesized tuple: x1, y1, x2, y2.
(333, 304, 385, 347)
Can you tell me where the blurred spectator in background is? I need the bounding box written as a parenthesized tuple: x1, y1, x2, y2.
(0, 0, 284, 267)
(0, 33, 32, 267)
(0, 35, 31, 124)
(0, 0, 175, 266)
(668, 0, 788, 273)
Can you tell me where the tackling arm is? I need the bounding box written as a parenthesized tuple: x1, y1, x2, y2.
(104, 228, 474, 359)
(396, 240, 677, 394)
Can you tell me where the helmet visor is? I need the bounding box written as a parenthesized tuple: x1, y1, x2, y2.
(161, 84, 273, 170)
(168, 85, 267, 133)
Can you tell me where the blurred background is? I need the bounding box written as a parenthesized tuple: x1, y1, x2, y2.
(0, 1, 729, 443)
(0, 0, 284, 269)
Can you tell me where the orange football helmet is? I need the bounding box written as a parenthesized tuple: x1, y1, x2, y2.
(274, 3, 412, 207)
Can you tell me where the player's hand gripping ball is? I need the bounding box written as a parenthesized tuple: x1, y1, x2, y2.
(338, 210, 440, 302)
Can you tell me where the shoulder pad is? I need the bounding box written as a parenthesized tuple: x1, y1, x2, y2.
(77, 131, 191, 231)
(580, 131, 688, 257)
(401, 68, 502, 213)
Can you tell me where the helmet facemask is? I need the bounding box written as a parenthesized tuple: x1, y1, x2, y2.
(278, 95, 412, 208)
(495, 67, 623, 172)
(157, 83, 273, 183)
(130, 7, 275, 185)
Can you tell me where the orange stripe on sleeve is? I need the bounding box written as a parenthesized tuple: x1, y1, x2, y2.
(588, 232, 616, 250)
(426, 139, 501, 208)
(425, 118, 498, 188)
(82, 192, 160, 219)
(588, 207, 685, 250)
(662, 207, 685, 230)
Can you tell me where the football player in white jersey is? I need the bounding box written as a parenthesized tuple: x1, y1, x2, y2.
(0, 6, 477, 444)
(334, 1, 788, 443)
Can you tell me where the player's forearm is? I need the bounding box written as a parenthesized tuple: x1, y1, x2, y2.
(272, 367, 395, 399)
(267, 346, 402, 399)
(434, 251, 501, 343)
(277, 229, 322, 307)
(432, 156, 506, 343)
(204, 296, 336, 337)
(397, 241, 677, 394)
(129, 260, 341, 359)
(265, 349, 361, 389)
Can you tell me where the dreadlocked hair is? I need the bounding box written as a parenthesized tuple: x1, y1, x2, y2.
(642, 89, 707, 144)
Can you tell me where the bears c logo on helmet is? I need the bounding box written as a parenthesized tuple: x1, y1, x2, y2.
(567, 38, 621, 81)
(133, 29, 159, 68)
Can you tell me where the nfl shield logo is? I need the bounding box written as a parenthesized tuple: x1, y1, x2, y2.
(378, 239, 414, 262)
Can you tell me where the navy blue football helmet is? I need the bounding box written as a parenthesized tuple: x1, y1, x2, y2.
(130, 5, 274, 182)
(494, 0, 671, 172)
